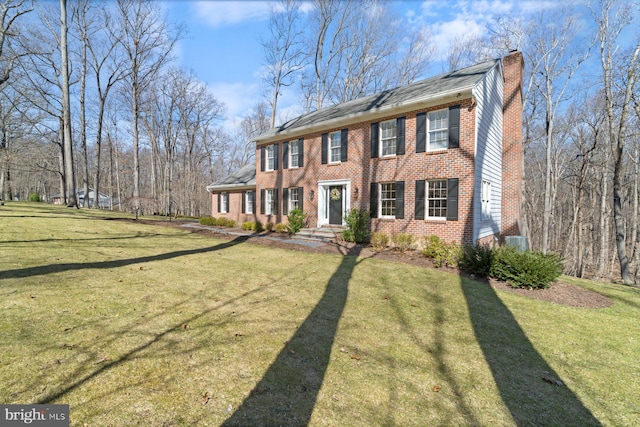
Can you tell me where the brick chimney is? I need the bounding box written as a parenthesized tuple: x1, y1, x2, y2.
(501, 50, 524, 237)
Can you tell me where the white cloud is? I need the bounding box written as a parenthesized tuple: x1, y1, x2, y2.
(208, 81, 262, 131)
(193, 1, 272, 27)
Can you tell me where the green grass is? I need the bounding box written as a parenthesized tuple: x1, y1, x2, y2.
(1, 202, 639, 426)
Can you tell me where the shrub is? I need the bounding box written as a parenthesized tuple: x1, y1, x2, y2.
(422, 235, 461, 268)
(265, 222, 274, 232)
(490, 246, 563, 289)
(199, 216, 216, 226)
(370, 232, 389, 251)
(342, 208, 370, 243)
(274, 223, 289, 233)
(241, 221, 264, 232)
(392, 233, 415, 253)
(200, 217, 236, 227)
(286, 208, 307, 234)
(220, 218, 236, 228)
(28, 193, 41, 202)
(460, 243, 494, 276)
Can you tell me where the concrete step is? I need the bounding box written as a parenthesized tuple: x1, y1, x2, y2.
(293, 227, 344, 243)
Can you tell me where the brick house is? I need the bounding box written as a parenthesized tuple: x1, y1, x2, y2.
(207, 51, 524, 244)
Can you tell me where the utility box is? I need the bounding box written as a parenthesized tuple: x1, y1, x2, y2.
(505, 236, 528, 252)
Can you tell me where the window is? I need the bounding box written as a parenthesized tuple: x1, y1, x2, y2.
(428, 180, 447, 219)
(289, 187, 300, 211)
(265, 189, 276, 215)
(428, 109, 448, 151)
(245, 191, 254, 214)
(380, 182, 396, 218)
(266, 145, 275, 171)
(289, 140, 299, 168)
(220, 192, 228, 213)
(329, 131, 341, 163)
(380, 119, 397, 157)
(481, 180, 491, 220)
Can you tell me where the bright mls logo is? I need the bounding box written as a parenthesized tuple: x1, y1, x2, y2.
(1, 405, 69, 426)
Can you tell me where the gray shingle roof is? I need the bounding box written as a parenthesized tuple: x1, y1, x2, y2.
(206, 163, 256, 192)
(255, 59, 499, 142)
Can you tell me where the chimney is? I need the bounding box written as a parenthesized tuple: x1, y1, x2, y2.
(501, 50, 524, 238)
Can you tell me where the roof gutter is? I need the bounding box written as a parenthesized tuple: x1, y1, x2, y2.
(254, 86, 475, 145)
(206, 183, 256, 193)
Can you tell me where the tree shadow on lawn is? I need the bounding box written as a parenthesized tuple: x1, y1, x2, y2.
(222, 246, 364, 426)
(461, 278, 602, 426)
(35, 282, 268, 405)
(0, 235, 249, 280)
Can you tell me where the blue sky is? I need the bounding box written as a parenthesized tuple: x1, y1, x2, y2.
(162, 0, 585, 134)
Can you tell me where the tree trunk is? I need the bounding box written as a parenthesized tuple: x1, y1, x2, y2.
(598, 162, 608, 278)
(132, 81, 140, 214)
(60, 0, 76, 208)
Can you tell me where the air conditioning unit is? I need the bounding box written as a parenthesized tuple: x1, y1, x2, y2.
(505, 236, 528, 252)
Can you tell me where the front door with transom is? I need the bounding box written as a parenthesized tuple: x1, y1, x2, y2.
(328, 186, 343, 225)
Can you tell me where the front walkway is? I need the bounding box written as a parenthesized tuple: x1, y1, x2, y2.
(179, 223, 328, 249)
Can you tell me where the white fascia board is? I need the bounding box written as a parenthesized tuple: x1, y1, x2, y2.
(206, 184, 256, 194)
(254, 87, 475, 146)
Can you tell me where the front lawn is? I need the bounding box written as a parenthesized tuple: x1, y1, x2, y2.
(0, 203, 638, 426)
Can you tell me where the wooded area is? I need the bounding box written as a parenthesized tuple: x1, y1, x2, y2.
(0, 0, 638, 283)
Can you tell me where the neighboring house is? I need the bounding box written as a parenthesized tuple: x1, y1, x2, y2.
(207, 51, 524, 244)
(52, 189, 112, 208)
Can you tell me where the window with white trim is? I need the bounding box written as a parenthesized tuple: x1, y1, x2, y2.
(289, 187, 300, 211)
(266, 145, 275, 171)
(379, 182, 396, 218)
(265, 189, 275, 215)
(246, 191, 254, 214)
(380, 119, 397, 157)
(289, 140, 299, 168)
(220, 192, 228, 213)
(329, 131, 341, 163)
(481, 180, 491, 220)
(428, 180, 447, 219)
(428, 109, 448, 151)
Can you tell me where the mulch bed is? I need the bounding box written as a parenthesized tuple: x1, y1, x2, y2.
(119, 218, 614, 309)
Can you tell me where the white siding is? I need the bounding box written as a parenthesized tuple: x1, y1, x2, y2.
(472, 63, 503, 242)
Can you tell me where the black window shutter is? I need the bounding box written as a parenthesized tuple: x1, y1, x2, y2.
(321, 133, 328, 164)
(260, 146, 265, 171)
(341, 128, 348, 162)
(449, 105, 460, 149)
(242, 191, 246, 213)
(298, 138, 304, 167)
(273, 143, 279, 170)
(447, 178, 459, 221)
(371, 123, 379, 158)
(299, 188, 304, 212)
(217, 193, 221, 213)
(260, 189, 265, 215)
(282, 188, 289, 215)
(415, 180, 425, 220)
(396, 117, 405, 155)
(416, 112, 426, 153)
(395, 181, 405, 219)
(283, 141, 289, 169)
(273, 189, 278, 215)
(370, 182, 378, 218)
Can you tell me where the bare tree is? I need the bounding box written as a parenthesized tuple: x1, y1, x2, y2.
(87, 3, 128, 208)
(261, 0, 307, 128)
(116, 0, 181, 215)
(594, 0, 640, 285)
(529, 9, 589, 253)
(0, 0, 32, 87)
